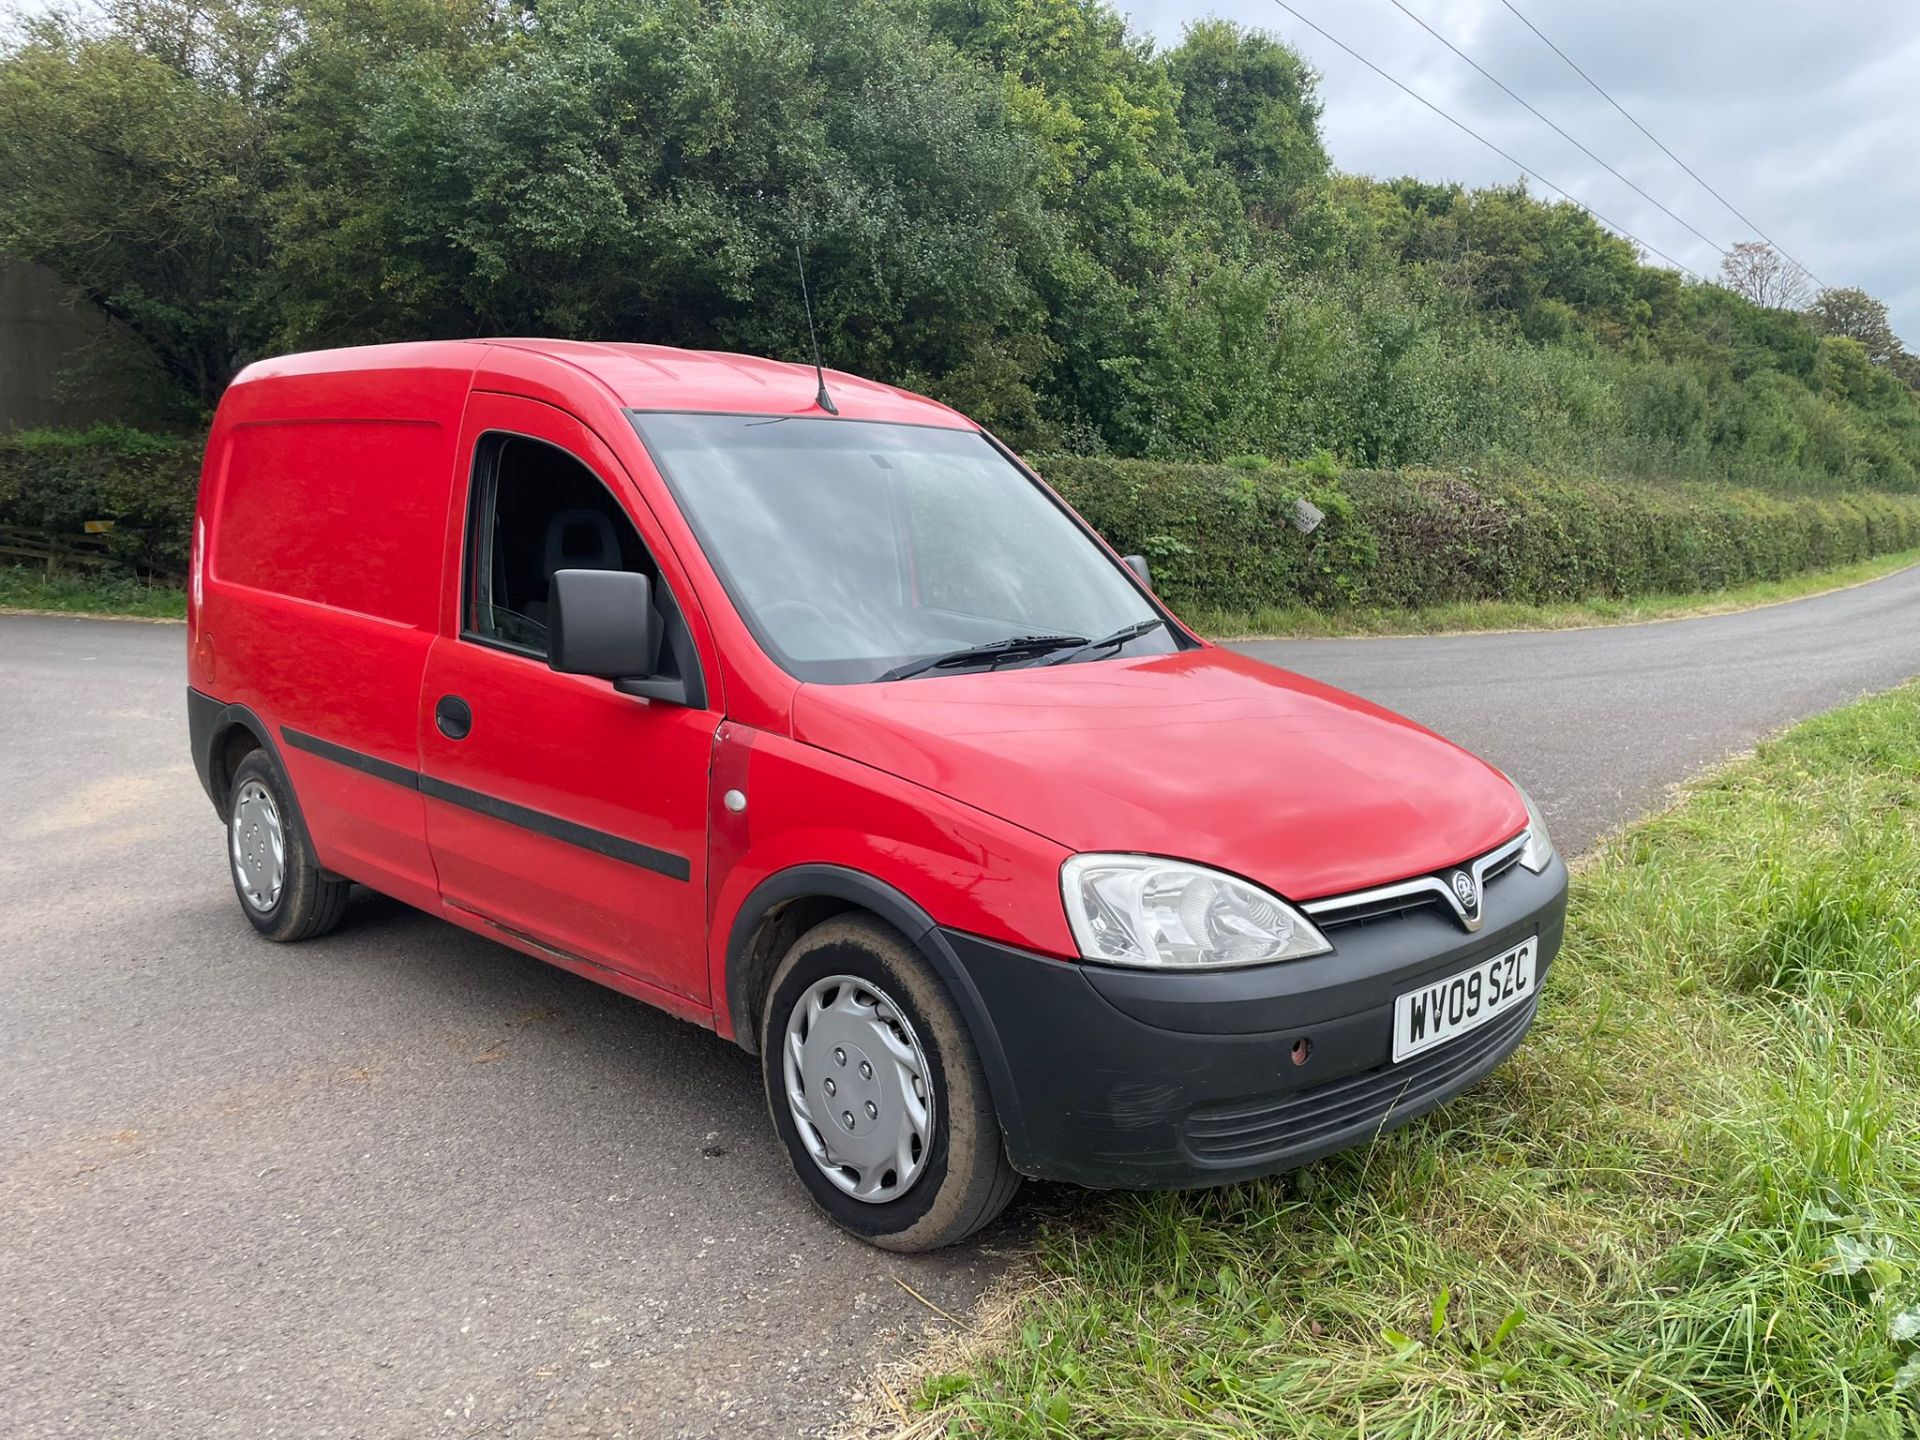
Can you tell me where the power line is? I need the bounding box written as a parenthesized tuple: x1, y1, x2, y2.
(1264, 0, 1704, 279)
(1496, 0, 1827, 290)
(1387, 0, 1725, 256)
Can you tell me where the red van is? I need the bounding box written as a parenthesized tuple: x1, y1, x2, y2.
(186, 340, 1566, 1250)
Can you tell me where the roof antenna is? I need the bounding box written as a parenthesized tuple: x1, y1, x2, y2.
(795, 243, 838, 415)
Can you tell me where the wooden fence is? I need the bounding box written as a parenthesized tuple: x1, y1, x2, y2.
(0, 522, 181, 578)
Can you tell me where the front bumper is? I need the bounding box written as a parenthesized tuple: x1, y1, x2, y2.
(936, 854, 1568, 1189)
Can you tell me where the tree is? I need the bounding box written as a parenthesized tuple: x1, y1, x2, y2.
(924, 0, 1200, 438)
(1165, 20, 1327, 229)
(1, 0, 1914, 479)
(0, 0, 290, 409)
(1719, 240, 1809, 310)
(1806, 286, 1900, 364)
(268, 0, 1066, 437)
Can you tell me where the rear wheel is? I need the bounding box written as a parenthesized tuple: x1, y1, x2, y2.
(226, 749, 350, 942)
(761, 914, 1020, 1251)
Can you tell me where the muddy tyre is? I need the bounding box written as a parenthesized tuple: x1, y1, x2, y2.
(761, 914, 1021, 1251)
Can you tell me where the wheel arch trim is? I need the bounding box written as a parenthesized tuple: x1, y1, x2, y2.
(721, 864, 1029, 1163)
(725, 865, 938, 1053)
(186, 689, 319, 855)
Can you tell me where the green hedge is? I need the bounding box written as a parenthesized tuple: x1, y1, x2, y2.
(0, 426, 202, 575)
(7, 428, 1920, 614)
(1040, 457, 1920, 614)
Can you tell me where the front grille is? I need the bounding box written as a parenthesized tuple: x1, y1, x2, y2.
(1183, 995, 1537, 1164)
(1309, 889, 1429, 929)
(1482, 846, 1523, 885)
(1307, 831, 1530, 933)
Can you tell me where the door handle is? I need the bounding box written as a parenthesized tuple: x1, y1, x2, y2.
(435, 694, 473, 741)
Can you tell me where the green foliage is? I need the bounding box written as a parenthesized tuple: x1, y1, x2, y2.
(269, 0, 1069, 434)
(13, 422, 1920, 616)
(1165, 18, 1326, 229)
(0, 0, 290, 407)
(5, 0, 1918, 478)
(1042, 455, 1920, 613)
(0, 564, 186, 616)
(1193, 547, 1920, 639)
(0, 427, 201, 572)
(1809, 287, 1902, 363)
(1102, 260, 1920, 488)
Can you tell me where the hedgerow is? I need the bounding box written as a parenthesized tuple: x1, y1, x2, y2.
(8, 429, 1920, 616)
(0, 426, 200, 574)
(1041, 456, 1920, 614)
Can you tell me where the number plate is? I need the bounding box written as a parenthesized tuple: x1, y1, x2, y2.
(1392, 938, 1537, 1063)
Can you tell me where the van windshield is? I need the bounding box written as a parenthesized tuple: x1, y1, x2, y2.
(631, 413, 1176, 684)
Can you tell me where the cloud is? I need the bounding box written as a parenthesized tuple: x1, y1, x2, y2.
(1123, 0, 1920, 341)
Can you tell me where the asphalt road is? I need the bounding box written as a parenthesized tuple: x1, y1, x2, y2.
(3, 564, 1918, 1440)
(0, 616, 1012, 1440)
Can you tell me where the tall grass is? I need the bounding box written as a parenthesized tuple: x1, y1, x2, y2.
(922, 683, 1920, 1437)
(0, 565, 186, 618)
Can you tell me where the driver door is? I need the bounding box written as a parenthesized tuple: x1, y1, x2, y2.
(418, 393, 719, 1005)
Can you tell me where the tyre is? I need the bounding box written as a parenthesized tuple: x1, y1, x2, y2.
(226, 748, 351, 942)
(760, 914, 1021, 1251)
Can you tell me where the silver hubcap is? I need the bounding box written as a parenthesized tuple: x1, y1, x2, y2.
(230, 779, 285, 912)
(783, 975, 934, 1204)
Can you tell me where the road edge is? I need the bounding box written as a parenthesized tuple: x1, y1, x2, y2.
(1209, 555, 1920, 644)
(0, 606, 186, 624)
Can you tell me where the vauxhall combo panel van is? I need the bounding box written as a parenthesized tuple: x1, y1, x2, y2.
(186, 340, 1568, 1250)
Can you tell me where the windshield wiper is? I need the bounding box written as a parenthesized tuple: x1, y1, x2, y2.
(1043, 618, 1166, 666)
(876, 633, 1087, 682)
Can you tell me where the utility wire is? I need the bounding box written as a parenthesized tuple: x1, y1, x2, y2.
(1387, 0, 1724, 255)
(1265, 0, 1703, 279)
(1496, 0, 1827, 289)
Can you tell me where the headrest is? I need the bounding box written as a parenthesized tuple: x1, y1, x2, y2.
(544, 507, 622, 577)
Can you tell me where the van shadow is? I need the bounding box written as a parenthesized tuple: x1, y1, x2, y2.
(299, 886, 1045, 1268)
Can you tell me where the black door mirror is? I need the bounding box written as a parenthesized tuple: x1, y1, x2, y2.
(549, 568, 662, 681)
(1123, 554, 1153, 589)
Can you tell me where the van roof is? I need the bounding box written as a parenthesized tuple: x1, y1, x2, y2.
(234, 339, 973, 429)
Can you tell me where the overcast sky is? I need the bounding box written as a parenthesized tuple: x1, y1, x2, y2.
(1124, 0, 1919, 343)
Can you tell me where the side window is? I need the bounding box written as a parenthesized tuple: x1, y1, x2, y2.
(466, 435, 656, 657)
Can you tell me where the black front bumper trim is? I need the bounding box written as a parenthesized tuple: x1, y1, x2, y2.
(936, 855, 1568, 1190)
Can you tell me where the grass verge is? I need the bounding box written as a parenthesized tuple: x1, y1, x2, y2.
(0, 566, 186, 619)
(1192, 546, 1920, 638)
(913, 682, 1920, 1437)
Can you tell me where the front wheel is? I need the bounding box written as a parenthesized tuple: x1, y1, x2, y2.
(761, 915, 1020, 1251)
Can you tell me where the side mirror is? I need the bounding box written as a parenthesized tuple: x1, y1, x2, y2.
(1123, 554, 1153, 589)
(549, 568, 662, 682)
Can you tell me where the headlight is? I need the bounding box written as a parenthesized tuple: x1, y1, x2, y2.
(1515, 783, 1555, 873)
(1061, 854, 1332, 969)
